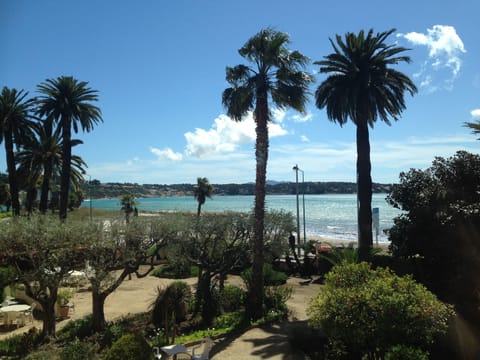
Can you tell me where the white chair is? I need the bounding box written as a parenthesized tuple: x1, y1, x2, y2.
(191, 338, 213, 360)
(23, 303, 36, 323)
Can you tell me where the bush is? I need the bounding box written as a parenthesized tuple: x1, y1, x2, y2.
(385, 344, 429, 360)
(59, 315, 94, 341)
(308, 262, 454, 359)
(220, 285, 245, 312)
(0, 334, 23, 357)
(241, 263, 287, 288)
(263, 285, 294, 322)
(103, 333, 153, 360)
(151, 263, 198, 279)
(60, 337, 98, 360)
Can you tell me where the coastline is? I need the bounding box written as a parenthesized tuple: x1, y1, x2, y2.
(137, 211, 390, 250)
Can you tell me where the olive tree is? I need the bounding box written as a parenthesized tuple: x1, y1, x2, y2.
(0, 216, 90, 338)
(84, 217, 167, 332)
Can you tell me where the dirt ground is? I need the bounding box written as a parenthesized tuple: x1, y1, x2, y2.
(0, 267, 323, 359)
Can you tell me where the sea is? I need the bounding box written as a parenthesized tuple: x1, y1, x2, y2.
(81, 193, 401, 244)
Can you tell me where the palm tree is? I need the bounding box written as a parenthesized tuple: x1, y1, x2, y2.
(314, 29, 417, 260)
(194, 177, 213, 217)
(222, 28, 313, 319)
(16, 119, 87, 213)
(0, 87, 35, 215)
(464, 119, 480, 139)
(36, 76, 102, 220)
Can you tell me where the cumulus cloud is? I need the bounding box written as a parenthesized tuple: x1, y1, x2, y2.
(292, 112, 313, 123)
(300, 135, 310, 142)
(471, 109, 480, 121)
(272, 108, 286, 123)
(398, 25, 466, 92)
(184, 112, 287, 157)
(150, 147, 183, 161)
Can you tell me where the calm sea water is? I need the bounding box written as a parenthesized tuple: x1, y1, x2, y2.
(82, 194, 400, 243)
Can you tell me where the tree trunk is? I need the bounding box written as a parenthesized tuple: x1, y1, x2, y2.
(247, 90, 268, 320)
(356, 122, 373, 261)
(197, 202, 202, 217)
(41, 298, 57, 338)
(59, 116, 71, 221)
(4, 128, 20, 216)
(92, 290, 107, 332)
(200, 272, 216, 326)
(39, 158, 53, 214)
(25, 187, 36, 214)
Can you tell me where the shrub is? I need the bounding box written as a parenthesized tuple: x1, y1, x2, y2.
(103, 333, 153, 360)
(241, 263, 287, 288)
(220, 285, 245, 312)
(60, 337, 98, 360)
(0, 334, 23, 357)
(308, 262, 454, 359)
(385, 344, 429, 360)
(151, 263, 198, 279)
(214, 311, 244, 330)
(59, 315, 94, 341)
(263, 285, 294, 321)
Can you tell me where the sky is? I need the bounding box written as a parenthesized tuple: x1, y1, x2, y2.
(1, 0, 479, 185)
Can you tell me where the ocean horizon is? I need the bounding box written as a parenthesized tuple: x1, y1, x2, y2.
(82, 193, 400, 244)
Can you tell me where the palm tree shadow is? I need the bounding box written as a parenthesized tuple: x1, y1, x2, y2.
(211, 321, 309, 359)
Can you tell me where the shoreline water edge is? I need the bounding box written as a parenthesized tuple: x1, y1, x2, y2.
(81, 193, 400, 244)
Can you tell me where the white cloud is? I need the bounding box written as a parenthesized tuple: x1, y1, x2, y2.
(300, 135, 309, 142)
(272, 108, 286, 123)
(150, 147, 183, 161)
(399, 25, 466, 92)
(184, 112, 288, 157)
(291, 112, 313, 123)
(471, 109, 480, 121)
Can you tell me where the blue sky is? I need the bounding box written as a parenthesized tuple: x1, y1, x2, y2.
(1, 0, 479, 185)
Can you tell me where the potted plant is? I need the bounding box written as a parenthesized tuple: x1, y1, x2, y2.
(57, 287, 73, 318)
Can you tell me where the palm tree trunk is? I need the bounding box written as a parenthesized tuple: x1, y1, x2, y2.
(356, 122, 373, 261)
(248, 91, 268, 320)
(59, 116, 72, 220)
(5, 129, 20, 216)
(39, 159, 53, 214)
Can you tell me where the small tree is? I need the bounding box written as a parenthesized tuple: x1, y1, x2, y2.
(84, 217, 164, 332)
(194, 177, 213, 217)
(387, 150, 480, 326)
(308, 262, 454, 359)
(120, 194, 137, 223)
(173, 213, 250, 325)
(0, 216, 89, 338)
(151, 281, 192, 345)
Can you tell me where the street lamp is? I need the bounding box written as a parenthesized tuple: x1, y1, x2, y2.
(293, 165, 306, 253)
(293, 165, 300, 256)
(87, 175, 93, 222)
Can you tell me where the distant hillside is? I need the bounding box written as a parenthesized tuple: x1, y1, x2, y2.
(82, 180, 393, 199)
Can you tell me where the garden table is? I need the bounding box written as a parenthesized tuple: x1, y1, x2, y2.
(0, 304, 31, 327)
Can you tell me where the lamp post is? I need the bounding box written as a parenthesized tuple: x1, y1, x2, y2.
(299, 168, 306, 245)
(88, 175, 92, 222)
(293, 165, 307, 253)
(293, 165, 301, 256)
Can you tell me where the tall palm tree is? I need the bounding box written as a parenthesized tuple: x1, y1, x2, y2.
(16, 119, 86, 213)
(314, 29, 417, 260)
(0, 87, 35, 215)
(222, 28, 313, 319)
(36, 76, 102, 220)
(194, 177, 213, 217)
